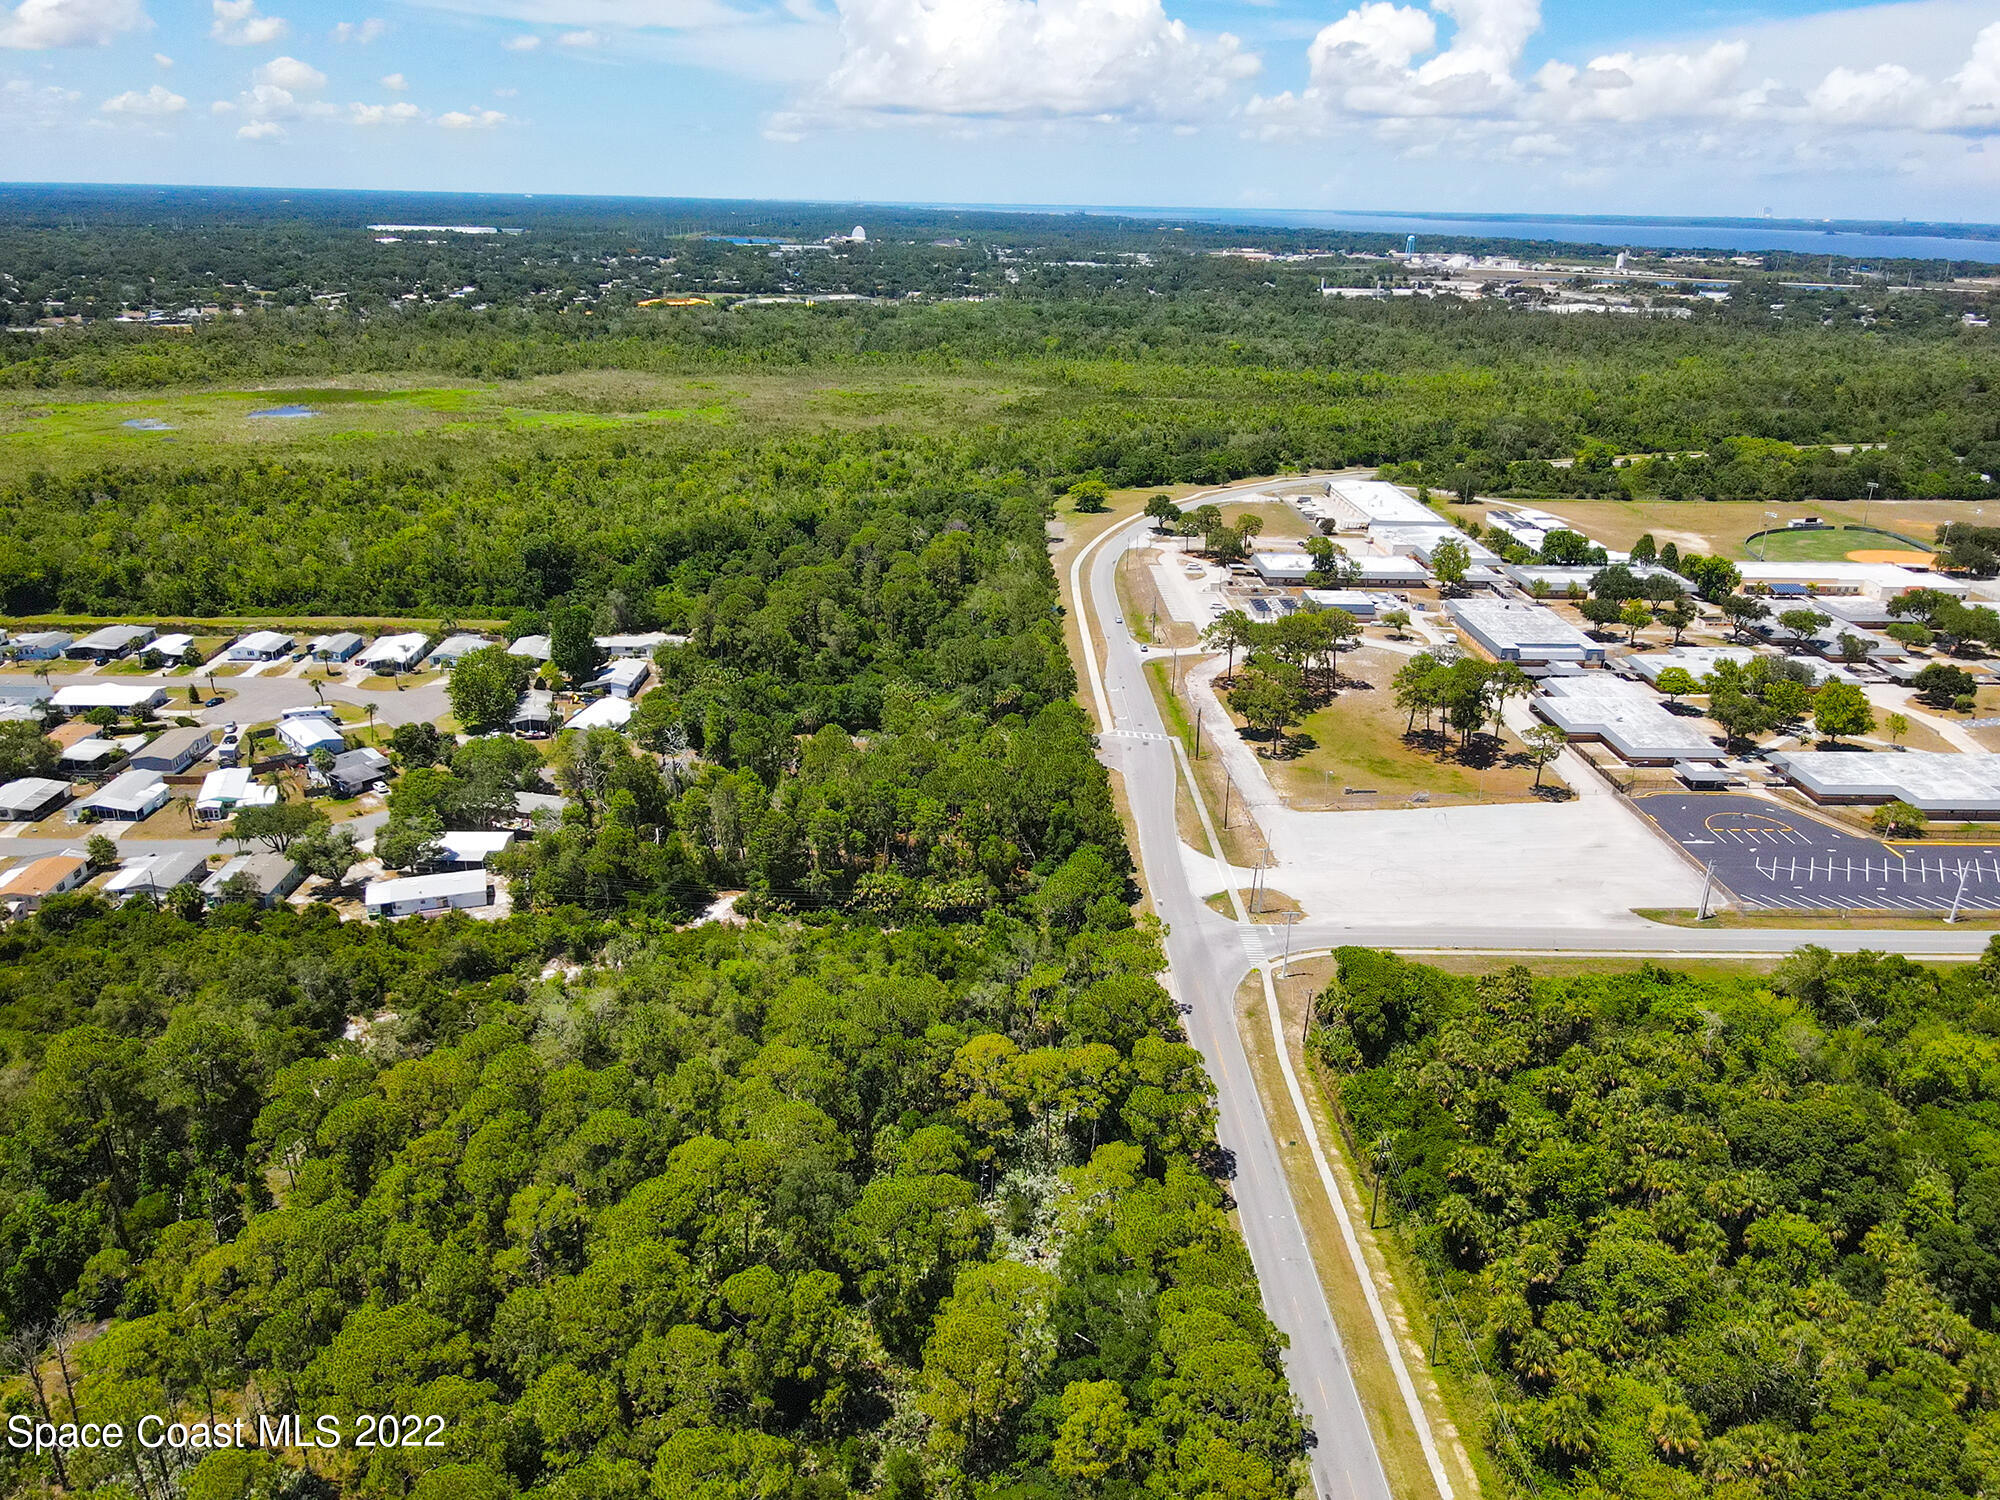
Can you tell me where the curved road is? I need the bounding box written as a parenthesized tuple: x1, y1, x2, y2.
(1074, 498, 1994, 1500)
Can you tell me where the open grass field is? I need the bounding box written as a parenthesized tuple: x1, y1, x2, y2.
(1473, 497, 1988, 559)
(1260, 645, 1556, 809)
(1218, 498, 1317, 541)
(0, 368, 1042, 473)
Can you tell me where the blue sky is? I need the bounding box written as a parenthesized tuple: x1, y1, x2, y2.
(4, 0, 2000, 220)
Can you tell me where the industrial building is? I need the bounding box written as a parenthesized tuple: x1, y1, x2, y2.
(1444, 599, 1606, 664)
(1249, 553, 1318, 585)
(1768, 751, 2000, 817)
(1320, 478, 1451, 532)
(1300, 590, 1401, 621)
(1532, 677, 1726, 765)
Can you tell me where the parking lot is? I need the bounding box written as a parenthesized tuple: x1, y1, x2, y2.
(1634, 793, 2000, 911)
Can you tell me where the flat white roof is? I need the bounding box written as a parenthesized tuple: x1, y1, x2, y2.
(1444, 598, 1600, 658)
(1325, 478, 1443, 528)
(232, 630, 293, 653)
(79, 770, 168, 813)
(1535, 677, 1726, 762)
(53, 684, 166, 709)
(0, 777, 68, 812)
(1250, 552, 1316, 577)
(439, 831, 515, 862)
(1737, 561, 1969, 596)
(566, 697, 633, 731)
(196, 767, 279, 809)
(73, 625, 154, 651)
(148, 632, 196, 656)
(591, 658, 650, 685)
(365, 868, 491, 906)
(1771, 751, 2000, 812)
(277, 717, 346, 754)
(357, 632, 429, 662)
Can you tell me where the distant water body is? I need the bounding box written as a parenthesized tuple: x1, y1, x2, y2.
(1014, 205, 2000, 265)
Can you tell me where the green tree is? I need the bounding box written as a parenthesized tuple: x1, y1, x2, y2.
(1523, 723, 1567, 788)
(1430, 537, 1471, 593)
(1617, 599, 1653, 644)
(1778, 608, 1832, 651)
(446, 645, 534, 733)
(1578, 597, 1624, 633)
(1872, 800, 1929, 837)
(0, 720, 58, 782)
(1885, 711, 1910, 747)
(1654, 667, 1698, 703)
(1720, 593, 1771, 641)
(1812, 680, 1876, 742)
(1052, 1380, 1137, 1483)
(85, 833, 118, 870)
(1913, 662, 1976, 708)
(232, 801, 326, 854)
(1201, 609, 1256, 677)
(550, 604, 605, 687)
(1144, 493, 1180, 527)
(1067, 478, 1109, 514)
(1227, 664, 1308, 755)
(376, 811, 446, 872)
(292, 824, 362, 888)
(1657, 596, 1697, 645)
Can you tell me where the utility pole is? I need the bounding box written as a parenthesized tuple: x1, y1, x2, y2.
(1222, 776, 1231, 829)
(1865, 479, 1879, 528)
(1948, 862, 1972, 924)
(1697, 860, 1716, 921)
(1193, 712, 1202, 759)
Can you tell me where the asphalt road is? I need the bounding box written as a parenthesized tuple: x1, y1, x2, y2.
(1076, 500, 2000, 1499)
(1635, 793, 2000, 914)
(1083, 511, 1399, 1500)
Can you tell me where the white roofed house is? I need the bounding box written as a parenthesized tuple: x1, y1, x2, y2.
(104, 851, 208, 903)
(276, 714, 347, 760)
(77, 769, 171, 821)
(143, 632, 197, 665)
(508, 635, 552, 663)
(586, 658, 651, 700)
(426, 633, 495, 670)
(8, 631, 72, 661)
(0, 777, 70, 822)
(596, 631, 680, 659)
(226, 630, 295, 662)
(566, 697, 633, 732)
(66, 625, 155, 662)
(307, 631, 365, 662)
(52, 684, 169, 716)
(356, 633, 431, 673)
(510, 689, 556, 738)
(365, 868, 494, 919)
(195, 767, 279, 821)
(435, 831, 514, 868)
(1444, 598, 1606, 665)
(201, 853, 304, 907)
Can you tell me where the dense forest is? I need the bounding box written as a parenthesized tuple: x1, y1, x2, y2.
(6, 290, 2000, 623)
(0, 901, 1302, 1500)
(1319, 947, 2000, 1498)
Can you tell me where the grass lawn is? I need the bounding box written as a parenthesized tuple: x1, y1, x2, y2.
(1257, 646, 1558, 809)
(1218, 498, 1316, 541)
(1638, 907, 2000, 930)
(1204, 888, 1303, 921)
(1473, 498, 1975, 558)
(1116, 549, 1199, 647)
(1741, 524, 1930, 563)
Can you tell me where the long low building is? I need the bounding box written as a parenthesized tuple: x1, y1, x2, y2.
(196, 767, 279, 821)
(365, 868, 494, 918)
(1533, 676, 1727, 764)
(1768, 751, 2000, 817)
(1736, 561, 1969, 599)
(0, 777, 70, 822)
(52, 684, 169, 714)
(104, 851, 208, 902)
(77, 770, 170, 821)
(1321, 477, 1449, 531)
(1445, 598, 1606, 664)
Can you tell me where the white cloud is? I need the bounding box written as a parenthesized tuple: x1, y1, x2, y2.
(1531, 41, 1748, 124)
(254, 53, 325, 89)
(236, 116, 283, 137)
(1, 76, 81, 127)
(501, 31, 539, 49)
(557, 27, 599, 45)
(331, 16, 385, 41)
(811, 0, 1258, 121)
(493, 84, 516, 94)
(437, 104, 506, 126)
(211, 0, 287, 45)
(350, 98, 419, 122)
(0, 0, 147, 49)
(152, 49, 169, 64)
(380, 69, 406, 88)
(101, 80, 184, 114)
